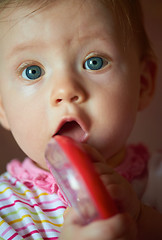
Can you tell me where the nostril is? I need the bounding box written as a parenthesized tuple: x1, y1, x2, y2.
(71, 96, 79, 102)
(56, 99, 63, 104)
(54, 95, 82, 105)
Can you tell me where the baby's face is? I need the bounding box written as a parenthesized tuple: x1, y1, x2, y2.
(0, 0, 142, 169)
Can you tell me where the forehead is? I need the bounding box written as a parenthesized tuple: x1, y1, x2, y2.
(0, 1, 117, 36)
(0, 0, 121, 59)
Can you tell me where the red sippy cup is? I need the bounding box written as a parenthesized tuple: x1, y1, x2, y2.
(45, 135, 118, 224)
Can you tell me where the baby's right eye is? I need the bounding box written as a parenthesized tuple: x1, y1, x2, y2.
(22, 65, 44, 80)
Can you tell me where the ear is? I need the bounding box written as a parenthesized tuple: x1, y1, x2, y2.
(138, 57, 157, 111)
(0, 97, 10, 130)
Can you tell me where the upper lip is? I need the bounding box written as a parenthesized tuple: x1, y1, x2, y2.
(53, 116, 89, 142)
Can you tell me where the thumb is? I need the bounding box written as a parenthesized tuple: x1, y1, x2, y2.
(63, 207, 84, 225)
(63, 207, 71, 220)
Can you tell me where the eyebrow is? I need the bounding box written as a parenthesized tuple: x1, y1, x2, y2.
(7, 32, 112, 59)
(7, 42, 46, 59)
(77, 31, 115, 47)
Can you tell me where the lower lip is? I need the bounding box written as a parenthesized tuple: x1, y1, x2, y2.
(52, 132, 89, 144)
(80, 132, 89, 143)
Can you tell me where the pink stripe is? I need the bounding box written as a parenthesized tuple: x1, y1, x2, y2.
(8, 233, 18, 240)
(0, 199, 39, 210)
(0, 193, 21, 202)
(37, 198, 60, 205)
(39, 228, 60, 234)
(16, 223, 60, 234)
(43, 238, 58, 240)
(0, 179, 10, 184)
(15, 222, 35, 232)
(2, 226, 12, 236)
(21, 228, 59, 240)
(12, 179, 18, 186)
(8, 178, 18, 187)
(43, 206, 66, 212)
(0, 199, 66, 211)
(22, 230, 39, 238)
(0, 178, 18, 186)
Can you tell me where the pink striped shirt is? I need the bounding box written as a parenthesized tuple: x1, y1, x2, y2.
(1, 144, 162, 239)
(0, 159, 68, 239)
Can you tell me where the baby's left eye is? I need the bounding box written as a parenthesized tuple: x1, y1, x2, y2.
(83, 56, 108, 71)
(22, 65, 44, 80)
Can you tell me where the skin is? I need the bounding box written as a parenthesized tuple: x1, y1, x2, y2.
(0, 0, 152, 169)
(0, 0, 159, 239)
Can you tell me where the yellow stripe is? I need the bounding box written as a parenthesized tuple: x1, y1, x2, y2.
(9, 214, 63, 227)
(0, 219, 5, 226)
(0, 187, 49, 199)
(34, 219, 63, 227)
(34, 192, 50, 199)
(0, 187, 11, 194)
(0, 187, 32, 196)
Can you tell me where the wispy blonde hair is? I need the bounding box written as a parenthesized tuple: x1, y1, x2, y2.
(0, 0, 155, 59)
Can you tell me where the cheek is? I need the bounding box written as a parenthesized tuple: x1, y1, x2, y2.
(94, 82, 139, 122)
(97, 95, 137, 136)
(3, 96, 49, 162)
(89, 83, 139, 156)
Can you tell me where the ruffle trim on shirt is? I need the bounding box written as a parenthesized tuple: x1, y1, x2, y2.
(7, 158, 68, 206)
(116, 144, 150, 182)
(7, 143, 149, 204)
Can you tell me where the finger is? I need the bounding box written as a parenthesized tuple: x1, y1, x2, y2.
(77, 213, 132, 240)
(93, 163, 122, 188)
(94, 162, 114, 174)
(82, 143, 105, 163)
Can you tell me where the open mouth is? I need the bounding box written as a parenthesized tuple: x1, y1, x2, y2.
(54, 120, 88, 142)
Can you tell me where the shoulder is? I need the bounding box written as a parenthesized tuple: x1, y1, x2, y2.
(0, 171, 18, 195)
(142, 151, 162, 212)
(0, 170, 66, 239)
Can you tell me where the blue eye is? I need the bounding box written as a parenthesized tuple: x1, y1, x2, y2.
(84, 57, 105, 71)
(22, 65, 43, 80)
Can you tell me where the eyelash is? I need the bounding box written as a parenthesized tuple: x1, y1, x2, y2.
(17, 62, 45, 81)
(83, 54, 111, 72)
(17, 54, 110, 81)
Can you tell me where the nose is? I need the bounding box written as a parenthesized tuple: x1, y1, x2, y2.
(50, 78, 87, 106)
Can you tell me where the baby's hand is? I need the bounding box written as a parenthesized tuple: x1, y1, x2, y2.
(83, 144, 141, 222)
(59, 144, 140, 240)
(94, 159, 141, 222)
(59, 207, 137, 240)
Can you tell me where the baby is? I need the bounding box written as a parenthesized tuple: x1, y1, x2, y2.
(0, 0, 162, 239)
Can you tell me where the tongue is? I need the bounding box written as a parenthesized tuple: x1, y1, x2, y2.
(57, 121, 86, 142)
